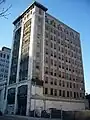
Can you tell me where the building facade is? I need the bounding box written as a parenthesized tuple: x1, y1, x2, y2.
(5, 1, 85, 116)
(0, 47, 11, 113)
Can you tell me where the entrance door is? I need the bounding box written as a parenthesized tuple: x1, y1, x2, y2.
(17, 85, 27, 116)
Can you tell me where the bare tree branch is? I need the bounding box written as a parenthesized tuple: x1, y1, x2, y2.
(0, 0, 11, 19)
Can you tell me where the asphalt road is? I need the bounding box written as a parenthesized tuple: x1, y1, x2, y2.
(0, 115, 60, 120)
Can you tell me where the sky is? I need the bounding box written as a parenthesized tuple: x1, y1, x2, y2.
(0, 0, 90, 93)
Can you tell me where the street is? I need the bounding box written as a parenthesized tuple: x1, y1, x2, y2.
(0, 115, 61, 120)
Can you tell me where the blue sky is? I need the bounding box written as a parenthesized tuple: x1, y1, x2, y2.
(0, 0, 90, 93)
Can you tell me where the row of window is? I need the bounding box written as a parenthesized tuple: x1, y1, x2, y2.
(45, 56, 82, 71)
(0, 59, 9, 63)
(0, 63, 9, 68)
(45, 48, 82, 63)
(45, 38, 81, 54)
(45, 42, 81, 60)
(44, 77, 84, 89)
(0, 74, 8, 78)
(45, 16, 80, 42)
(44, 68, 83, 81)
(0, 69, 8, 73)
(44, 63, 83, 76)
(0, 53, 10, 59)
(44, 87, 84, 99)
(45, 31, 80, 46)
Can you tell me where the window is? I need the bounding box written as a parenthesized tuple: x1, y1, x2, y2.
(45, 67, 49, 74)
(45, 32, 48, 38)
(59, 71, 61, 77)
(54, 89, 57, 96)
(51, 50, 53, 56)
(62, 63, 64, 69)
(54, 79, 57, 85)
(51, 42, 53, 48)
(66, 65, 68, 70)
(45, 77, 48, 83)
(73, 83, 75, 88)
(36, 63, 39, 69)
(58, 53, 61, 59)
(72, 67, 74, 72)
(45, 57, 48, 63)
(61, 47, 64, 53)
(69, 58, 71, 63)
(45, 16, 49, 23)
(66, 57, 68, 62)
(62, 81, 65, 87)
(54, 60, 57, 66)
(45, 48, 48, 55)
(62, 90, 65, 97)
(0, 53, 2, 57)
(61, 40, 64, 45)
(54, 52, 56, 58)
(50, 68, 53, 75)
(59, 90, 61, 96)
(62, 72, 65, 79)
(77, 92, 79, 98)
(39, 8, 42, 15)
(3, 54, 6, 58)
(59, 80, 61, 86)
(54, 70, 57, 76)
(69, 66, 71, 71)
(37, 41, 40, 47)
(36, 52, 40, 58)
(74, 92, 76, 98)
(80, 93, 82, 97)
(76, 84, 78, 88)
(50, 88, 53, 95)
(67, 82, 69, 88)
(69, 74, 71, 80)
(54, 44, 56, 49)
(50, 59, 53, 65)
(54, 36, 56, 41)
(45, 25, 49, 30)
(70, 91, 72, 97)
(70, 83, 72, 88)
(67, 91, 69, 97)
(54, 30, 56, 34)
(58, 46, 60, 51)
(58, 39, 60, 44)
(62, 55, 64, 60)
(50, 78, 53, 85)
(45, 40, 48, 46)
(51, 28, 53, 33)
(68, 50, 70, 56)
(7, 55, 9, 59)
(59, 62, 61, 68)
(45, 88, 48, 94)
(38, 16, 41, 22)
(58, 32, 60, 36)
(65, 49, 67, 54)
(50, 35, 53, 40)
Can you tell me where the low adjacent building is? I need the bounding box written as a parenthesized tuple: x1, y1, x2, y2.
(0, 47, 11, 113)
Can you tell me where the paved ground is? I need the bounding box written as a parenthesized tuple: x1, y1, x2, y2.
(0, 115, 61, 120)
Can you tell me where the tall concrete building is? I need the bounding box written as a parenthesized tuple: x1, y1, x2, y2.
(0, 47, 11, 113)
(5, 1, 85, 116)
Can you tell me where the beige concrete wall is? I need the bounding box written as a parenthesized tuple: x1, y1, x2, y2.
(31, 98, 85, 111)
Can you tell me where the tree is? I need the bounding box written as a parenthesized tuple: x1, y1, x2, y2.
(0, 0, 11, 19)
